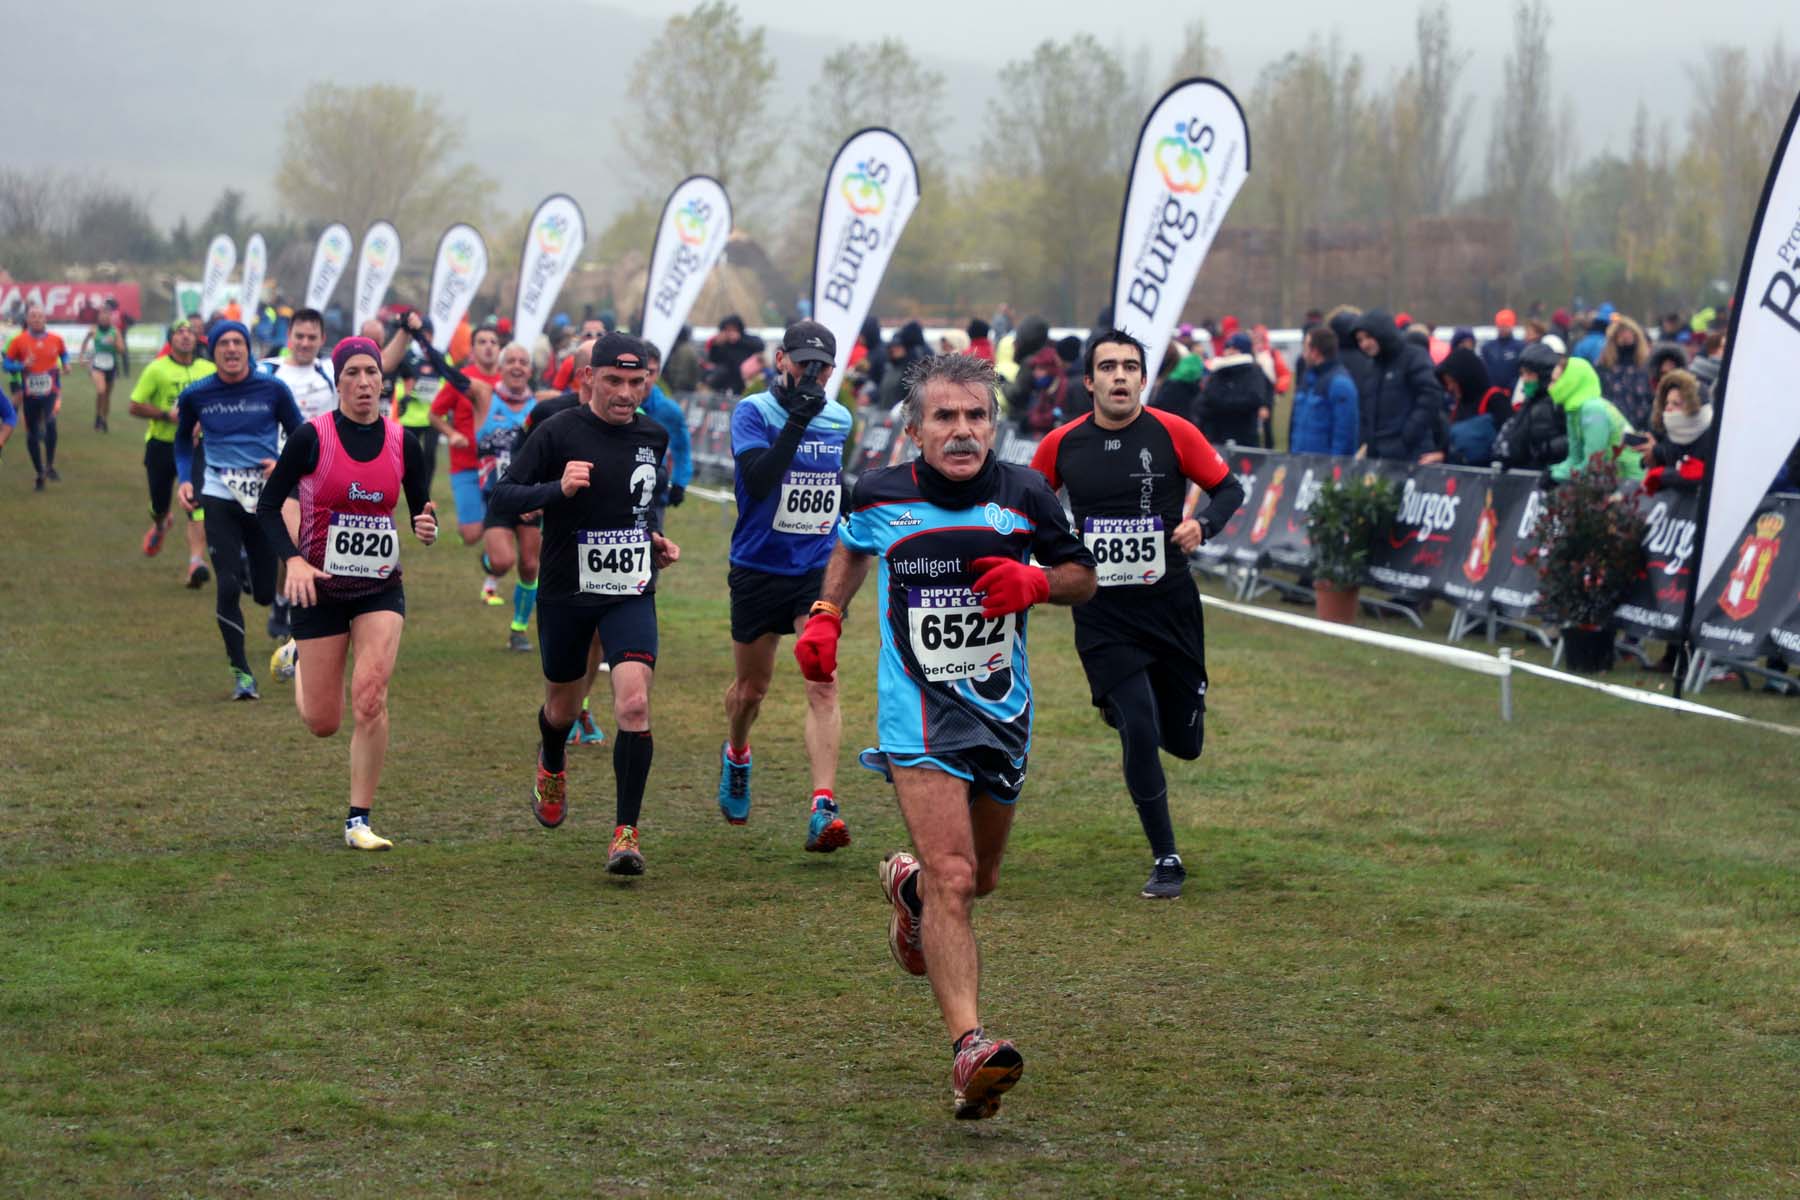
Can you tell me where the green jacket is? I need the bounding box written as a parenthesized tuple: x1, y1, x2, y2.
(1548, 357, 1643, 482)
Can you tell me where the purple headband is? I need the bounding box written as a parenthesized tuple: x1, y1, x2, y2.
(331, 336, 383, 380)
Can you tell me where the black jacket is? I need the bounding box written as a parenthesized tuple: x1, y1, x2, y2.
(1351, 309, 1447, 461)
(1329, 310, 1380, 448)
(1195, 353, 1270, 447)
(1492, 386, 1567, 471)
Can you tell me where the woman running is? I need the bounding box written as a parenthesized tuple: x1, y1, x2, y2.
(79, 299, 127, 431)
(257, 337, 437, 850)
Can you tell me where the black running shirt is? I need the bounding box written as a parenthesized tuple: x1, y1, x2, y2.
(1031, 406, 1240, 596)
(487, 405, 670, 607)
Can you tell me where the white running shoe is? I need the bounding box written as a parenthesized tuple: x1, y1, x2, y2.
(344, 819, 393, 851)
(271, 638, 298, 682)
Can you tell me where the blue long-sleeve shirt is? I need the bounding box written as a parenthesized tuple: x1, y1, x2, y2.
(0, 390, 15, 427)
(642, 384, 693, 488)
(173, 371, 302, 504)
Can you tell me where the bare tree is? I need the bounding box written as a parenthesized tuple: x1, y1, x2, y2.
(274, 84, 496, 247)
(621, 2, 778, 212)
(1484, 0, 1556, 293)
(1167, 19, 1217, 85)
(805, 39, 947, 169)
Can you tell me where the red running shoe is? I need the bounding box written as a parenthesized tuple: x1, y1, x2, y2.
(952, 1028, 1024, 1120)
(533, 751, 567, 828)
(878, 852, 926, 976)
(143, 523, 165, 557)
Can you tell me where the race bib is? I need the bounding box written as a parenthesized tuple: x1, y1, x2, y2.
(219, 467, 266, 513)
(410, 377, 442, 405)
(323, 514, 399, 579)
(773, 470, 841, 535)
(578, 529, 652, 596)
(23, 372, 54, 397)
(1084, 516, 1166, 587)
(905, 586, 1016, 682)
(93, 351, 115, 371)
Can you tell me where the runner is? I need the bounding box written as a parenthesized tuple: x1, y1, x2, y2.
(257, 337, 437, 850)
(79, 297, 128, 432)
(718, 320, 853, 850)
(1029, 329, 1245, 900)
(129, 315, 216, 586)
(428, 325, 504, 599)
(0, 389, 16, 465)
(475, 343, 543, 652)
(372, 313, 442, 500)
(260, 307, 337, 640)
(173, 320, 302, 699)
(4, 304, 68, 491)
(639, 343, 693, 509)
(487, 333, 678, 875)
(793, 354, 1096, 1119)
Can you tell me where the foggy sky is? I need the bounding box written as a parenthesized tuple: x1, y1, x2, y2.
(9, 0, 1797, 233)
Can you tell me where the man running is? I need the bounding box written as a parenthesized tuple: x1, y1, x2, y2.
(5, 304, 68, 491)
(488, 333, 678, 875)
(129, 315, 215, 586)
(261, 307, 337, 639)
(79, 297, 127, 432)
(717, 320, 853, 850)
(475, 343, 544, 652)
(428, 325, 505, 598)
(1029, 329, 1245, 900)
(173, 320, 302, 699)
(258, 337, 438, 850)
(639, 343, 693, 509)
(793, 354, 1095, 1119)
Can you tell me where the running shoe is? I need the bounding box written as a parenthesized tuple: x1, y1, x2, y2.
(46, 467, 60, 482)
(271, 638, 298, 683)
(1141, 855, 1186, 900)
(951, 1029, 1023, 1120)
(804, 796, 850, 853)
(567, 708, 606, 745)
(344, 818, 393, 851)
(878, 851, 927, 976)
(507, 629, 532, 653)
(33, 476, 44, 492)
(267, 605, 290, 640)
(481, 576, 504, 606)
(717, 742, 752, 824)
(231, 670, 260, 701)
(605, 824, 645, 875)
(532, 750, 567, 828)
(143, 524, 165, 557)
(186, 563, 210, 590)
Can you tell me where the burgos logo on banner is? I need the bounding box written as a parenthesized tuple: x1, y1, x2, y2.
(324, 230, 349, 266)
(448, 238, 478, 277)
(675, 199, 709, 246)
(1124, 116, 1217, 322)
(367, 235, 392, 270)
(1154, 120, 1209, 194)
(536, 213, 570, 257)
(841, 161, 887, 216)
(208, 242, 231, 270)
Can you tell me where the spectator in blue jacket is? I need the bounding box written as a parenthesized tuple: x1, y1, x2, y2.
(1289, 326, 1360, 455)
(1573, 310, 1610, 363)
(1480, 308, 1524, 394)
(641, 343, 694, 506)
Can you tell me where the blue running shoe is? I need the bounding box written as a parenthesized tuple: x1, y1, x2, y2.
(567, 708, 607, 746)
(717, 742, 752, 825)
(805, 796, 850, 853)
(231, 670, 260, 701)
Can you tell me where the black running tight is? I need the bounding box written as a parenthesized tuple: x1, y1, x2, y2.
(203, 504, 278, 673)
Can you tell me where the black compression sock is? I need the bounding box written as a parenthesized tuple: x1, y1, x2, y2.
(1133, 790, 1179, 860)
(613, 729, 653, 828)
(538, 708, 571, 774)
(346, 806, 370, 828)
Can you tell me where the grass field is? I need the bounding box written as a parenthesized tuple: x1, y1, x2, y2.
(3, 371, 1799, 1198)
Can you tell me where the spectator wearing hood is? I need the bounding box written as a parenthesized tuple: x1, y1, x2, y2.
(1016, 345, 1069, 433)
(1573, 312, 1610, 364)
(1000, 315, 1051, 417)
(1289, 326, 1360, 456)
(1481, 308, 1525, 394)
(1057, 334, 1091, 416)
(1641, 368, 1714, 496)
(1437, 348, 1509, 465)
(1327, 305, 1379, 446)
(663, 325, 701, 392)
(876, 323, 930, 412)
(859, 316, 886, 389)
(704, 315, 767, 393)
(1196, 331, 1273, 447)
(1151, 343, 1205, 423)
(1350, 308, 1448, 462)
(1450, 327, 1477, 353)
(1550, 307, 1573, 344)
(1250, 323, 1292, 405)
(966, 318, 995, 363)
(1548, 356, 1644, 483)
(1596, 315, 1653, 429)
(1494, 341, 1570, 470)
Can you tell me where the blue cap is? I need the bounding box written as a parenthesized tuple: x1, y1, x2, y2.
(1597, 302, 1616, 322)
(208, 319, 250, 349)
(552, 312, 570, 328)
(1226, 332, 1253, 353)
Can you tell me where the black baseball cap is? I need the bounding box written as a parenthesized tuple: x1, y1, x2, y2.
(591, 331, 647, 370)
(781, 320, 836, 366)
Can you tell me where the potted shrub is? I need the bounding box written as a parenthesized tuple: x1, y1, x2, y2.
(1530, 453, 1648, 672)
(1305, 472, 1400, 623)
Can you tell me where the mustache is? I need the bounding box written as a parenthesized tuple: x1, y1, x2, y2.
(944, 436, 982, 455)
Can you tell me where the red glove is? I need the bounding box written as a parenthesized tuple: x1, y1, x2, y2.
(1677, 456, 1705, 483)
(1642, 465, 1665, 495)
(793, 612, 842, 682)
(971, 556, 1050, 618)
